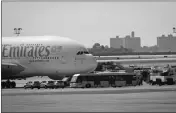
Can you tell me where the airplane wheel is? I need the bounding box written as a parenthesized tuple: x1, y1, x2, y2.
(156, 79, 162, 86)
(5, 81, 11, 88)
(86, 84, 91, 88)
(11, 81, 16, 88)
(1, 82, 6, 89)
(167, 79, 174, 85)
(151, 81, 155, 85)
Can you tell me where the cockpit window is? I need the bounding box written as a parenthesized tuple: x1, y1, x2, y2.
(77, 49, 89, 55)
(84, 51, 89, 54)
(77, 51, 81, 55)
(77, 51, 83, 55)
(77, 51, 89, 55)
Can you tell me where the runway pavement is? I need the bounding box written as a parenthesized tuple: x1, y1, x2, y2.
(2, 85, 176, 112)
(2, 85, 176, 96)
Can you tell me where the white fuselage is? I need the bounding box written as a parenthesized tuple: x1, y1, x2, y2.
(2, 36, 97, 79)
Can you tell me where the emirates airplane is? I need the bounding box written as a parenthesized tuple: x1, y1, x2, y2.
(2, 36, 98, 88)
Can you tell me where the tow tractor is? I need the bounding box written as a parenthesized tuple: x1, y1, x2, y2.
(150, 66, 176, 85)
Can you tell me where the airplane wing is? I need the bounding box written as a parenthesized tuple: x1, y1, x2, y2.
(2, 62, 19, 66)
(2, 62, 25, 75)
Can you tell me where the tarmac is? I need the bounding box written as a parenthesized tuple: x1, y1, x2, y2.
(2, 85, 176, 112)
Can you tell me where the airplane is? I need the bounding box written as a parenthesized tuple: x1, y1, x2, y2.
(1, 36, 98, 88)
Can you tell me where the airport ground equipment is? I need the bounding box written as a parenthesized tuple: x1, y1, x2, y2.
(46, 81, 56, 89)
(55, 80, 65, 89)
(140, 70, 151, 83)
(149, 66, 176, 85)
(31, 81, 41, 89)
(70, 72, 139, 88)
(40, 81, 48, 89)
(62, 77, 71, 87)
(24, 81, 33, 89)
(95, 62, 134, 73)
(133, 66, 152, 85)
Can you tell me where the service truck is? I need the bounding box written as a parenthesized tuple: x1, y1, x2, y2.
(150, 66, 176, 85)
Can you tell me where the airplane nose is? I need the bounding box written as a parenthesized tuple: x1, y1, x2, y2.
(86, 54, 98, 72)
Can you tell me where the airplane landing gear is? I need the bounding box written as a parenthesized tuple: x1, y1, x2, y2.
(1, 80, 16, 89)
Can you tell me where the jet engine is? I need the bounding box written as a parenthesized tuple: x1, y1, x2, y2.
(48, 75, 65, 80)
(1, 63, 25, 79)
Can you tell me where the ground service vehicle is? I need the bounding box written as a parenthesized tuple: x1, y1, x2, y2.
(55, 80, 65, 88)
(150, 66, 176, 85)
(24, 81, 33, 89)
(70, 72, 138, 88)
(46, 81, 56, 89)
(62, 77, 72, 87)
(31, 81, 41, 89)
(40, 81, 48, 88)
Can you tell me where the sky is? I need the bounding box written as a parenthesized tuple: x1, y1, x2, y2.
(2, 1, 176, 48)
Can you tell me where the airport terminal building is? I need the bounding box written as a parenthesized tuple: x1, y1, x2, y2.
(110, 31, 141, 52)
(157, 34, 176, 52)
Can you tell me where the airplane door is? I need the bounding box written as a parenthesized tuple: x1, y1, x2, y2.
(75, 52, 85, 67)
(75, 56, 83, 66)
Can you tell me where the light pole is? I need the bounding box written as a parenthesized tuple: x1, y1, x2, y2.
(14, 28, 22, 36)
